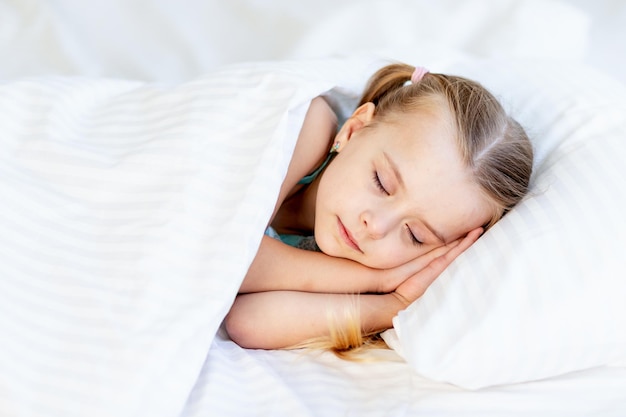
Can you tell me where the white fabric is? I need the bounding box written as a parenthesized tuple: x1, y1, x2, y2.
(383, 58, 626, 389)
(291, 0, 590, 63)
(2, 52, 625, 416)
(0, 61, 337, 416)
(182, 330, 626, 417)
(2, 0, 626, 415)
(0, 0, 592, 83)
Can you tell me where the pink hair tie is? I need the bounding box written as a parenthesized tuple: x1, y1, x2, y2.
(411, 66, 429, 84)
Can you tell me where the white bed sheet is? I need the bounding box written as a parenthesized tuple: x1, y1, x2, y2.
(183, 330, 626, 417)
(1, 1, 625, 416)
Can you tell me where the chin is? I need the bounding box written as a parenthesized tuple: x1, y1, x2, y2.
(313, 235, 334, 257)
(360, 258, 392, 270)
(356, 254, 403, 270)
(315, 233, 350, 261)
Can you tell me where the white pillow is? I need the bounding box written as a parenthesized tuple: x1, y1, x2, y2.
(382, 59, 626, 389)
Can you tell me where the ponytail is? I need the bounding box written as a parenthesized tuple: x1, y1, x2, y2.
(305, 62, 533, 359)
(358, 63, 414, 107)
(359, 62, 533, 218)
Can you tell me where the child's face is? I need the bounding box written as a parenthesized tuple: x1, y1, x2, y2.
(314, 104, 493, 269)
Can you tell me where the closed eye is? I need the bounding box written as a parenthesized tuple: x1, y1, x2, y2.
(372, 171, 389, 195)
(406, 225, 423, 246)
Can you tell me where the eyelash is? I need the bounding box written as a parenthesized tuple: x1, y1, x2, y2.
(372, 171, 388, 195)
(373, 171, 423, 246)
(406, 225, 423, 246)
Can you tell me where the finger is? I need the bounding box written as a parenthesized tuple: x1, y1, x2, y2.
(398, 254, 457, 301)
(396, 227, 483, 301)
(424, 227, 483, 277)
(383, 241, 462, 293)
(446, 227, 483, 259)
(401, 239, 462, 274)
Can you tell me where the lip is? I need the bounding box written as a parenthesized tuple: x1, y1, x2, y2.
(337, 217, 363, 253)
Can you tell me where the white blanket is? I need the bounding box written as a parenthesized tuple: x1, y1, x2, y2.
(0, 62, 342, 416)
(2, 1, 626, 415)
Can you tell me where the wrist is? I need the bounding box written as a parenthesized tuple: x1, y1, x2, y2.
(389, 291, 411, 309)
(365, 264, 390, 294)
(360, 292, 408, 334)
(373, 267, 401, 294)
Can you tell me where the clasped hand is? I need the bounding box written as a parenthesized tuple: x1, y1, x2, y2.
(375, 227, 483, 307)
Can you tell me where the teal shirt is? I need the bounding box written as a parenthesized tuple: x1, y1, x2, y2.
(265, 152, 336, 250)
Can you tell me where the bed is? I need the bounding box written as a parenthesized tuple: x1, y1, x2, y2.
(1, 1, 625, 416)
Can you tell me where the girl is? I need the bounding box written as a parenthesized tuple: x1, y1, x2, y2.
(225, 63, 533, 352)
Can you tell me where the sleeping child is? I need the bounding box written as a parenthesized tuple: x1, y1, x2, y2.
(225, 63, 533, 353)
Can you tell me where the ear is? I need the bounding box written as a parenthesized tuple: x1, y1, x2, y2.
(332, 102, 375, 152)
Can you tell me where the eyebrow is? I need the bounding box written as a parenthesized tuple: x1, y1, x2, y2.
(423, 220, 447, 245)
(383, 151, 447, 244)
(383, 151, 404, 189)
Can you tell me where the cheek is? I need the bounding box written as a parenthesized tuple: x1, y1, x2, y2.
(362, 240, 435, 269)
(317, 170, 363, 216)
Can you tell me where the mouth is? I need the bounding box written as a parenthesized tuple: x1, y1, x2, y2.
(337, 217, 363, 253)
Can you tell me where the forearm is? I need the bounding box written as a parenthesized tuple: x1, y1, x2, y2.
(229, 229, 483, 350)
(224, 290, 406, 350)
(240, 235, 379, 294)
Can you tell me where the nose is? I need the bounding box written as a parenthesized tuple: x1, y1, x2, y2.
(360, 208, 394, 240)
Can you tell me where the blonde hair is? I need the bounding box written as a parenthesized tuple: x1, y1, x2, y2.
(360, 63, 533, 227)
(288, 295, 387, 359)
(296, 63, 533, 357)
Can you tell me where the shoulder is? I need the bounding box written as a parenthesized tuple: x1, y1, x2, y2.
(298, 96, 338, 157)
(287, 96, 338, 185)
(269, 97, 338, 220)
